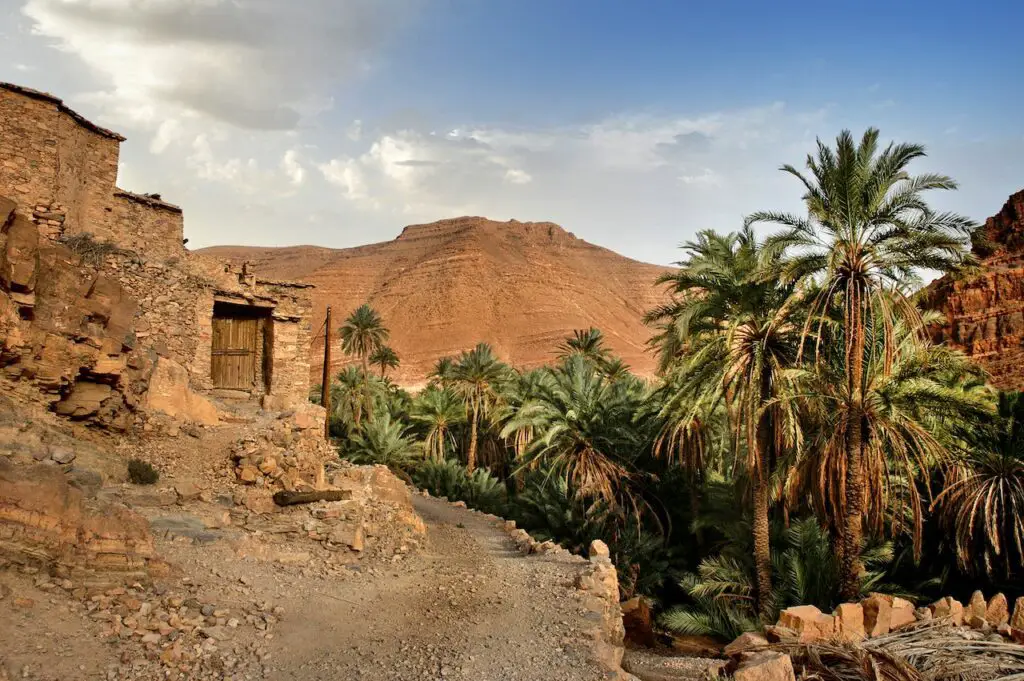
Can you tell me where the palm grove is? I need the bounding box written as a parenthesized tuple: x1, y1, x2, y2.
(313, 130, 1024, 639)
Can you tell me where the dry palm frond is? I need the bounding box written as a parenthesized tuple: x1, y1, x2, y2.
(783, 642, 921, 681)
(772, 622, 1024, 681)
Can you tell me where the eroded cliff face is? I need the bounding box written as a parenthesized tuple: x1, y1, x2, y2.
(924, 190, 1024, 389)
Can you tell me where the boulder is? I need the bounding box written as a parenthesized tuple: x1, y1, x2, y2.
(968, 614, 990, 632)
(734, 651, 795, 681)
(623, 649, 726, 681)
(588, 539, 610, 561)
(50, 448, 76, 465)
(833, 603, 866, 642)
(930, 597, 964, 626)
(1011, 597, 1024, 629)
(862, 594, 893, 637)
(174, 481, 201, 503)
(54, 381, 113, 419)
(237, 464, 259, 484)
(890, 597, 916, 631)
(1, 215, 39, 292)
(725, 632, 768, 657)
(620, 596, 656, 648)
(328, 524, 365, 551)
(968, 591, 987, 619)
(777, 605, 835, 642)
(987, 593, 1010, 627)
(143, 357, 220, 426)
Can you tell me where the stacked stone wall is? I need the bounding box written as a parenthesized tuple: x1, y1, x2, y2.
(0, 84, 184, 263)
(0, 91, 59, 216)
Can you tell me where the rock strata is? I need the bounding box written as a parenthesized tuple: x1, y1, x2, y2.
(924, 189, 1024, 389)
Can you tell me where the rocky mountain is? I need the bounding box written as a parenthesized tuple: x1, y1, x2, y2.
(200, 217, 672, 387)
(924, 189, 1024, 389)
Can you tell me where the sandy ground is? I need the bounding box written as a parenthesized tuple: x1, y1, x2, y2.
(1, 495, 609, 681)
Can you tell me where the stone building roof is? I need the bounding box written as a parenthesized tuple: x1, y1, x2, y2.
(113, 190, 183, 214)
(0, 82, 127, 142)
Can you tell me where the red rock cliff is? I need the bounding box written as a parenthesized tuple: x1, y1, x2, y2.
(924, 189, 1024, 389)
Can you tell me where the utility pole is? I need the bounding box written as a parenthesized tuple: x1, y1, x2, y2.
(321, 306, 332, 440)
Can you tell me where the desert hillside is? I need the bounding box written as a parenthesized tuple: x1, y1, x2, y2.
(199, 217, 672, 387)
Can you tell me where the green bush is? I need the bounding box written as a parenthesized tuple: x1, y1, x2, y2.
(508, 475, 672, 599)
(342, 413, 420, 469)
(127, 459, 159, 485)
(411, 459, 507, 516)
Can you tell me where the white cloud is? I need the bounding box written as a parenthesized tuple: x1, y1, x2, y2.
(504, 168, 532, 185)
(319, 159, 368, 201)
(22, 0, 417, 132)
(678, 168, 721, 186)
(150, 119, 183, 155)
(281, 149, 306, 186)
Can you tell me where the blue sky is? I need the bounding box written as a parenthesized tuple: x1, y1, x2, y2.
(2, 0, 1022, 265)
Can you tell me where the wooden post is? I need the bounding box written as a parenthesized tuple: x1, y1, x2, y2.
(321, 306, 332, 440)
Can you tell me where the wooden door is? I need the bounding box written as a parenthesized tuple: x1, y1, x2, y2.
(211, 316, 259, 390)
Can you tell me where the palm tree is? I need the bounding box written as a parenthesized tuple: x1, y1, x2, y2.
(330, 366, 389, 437)
(447, 343, 510, 472)
(370, 345, 400, 379)
(748, 128, 975, 599)
(501, 355, 644, 504)
(786, 316, 991, 559)
(346, 412, 421, 469)
(339, 304, 389, 371)
(557, 327, 611, 364)
(410, 386, 465, 462)
(339, 304, 389, 426)
(601, 357, 632, 381)
(429, 356, 456, 387)
(935, 391, 1024, 578)
(649, 226, 802, 619)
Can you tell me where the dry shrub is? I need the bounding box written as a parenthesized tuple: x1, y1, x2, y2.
(127, 459, 159, 485)
(59, 233, 130, 266)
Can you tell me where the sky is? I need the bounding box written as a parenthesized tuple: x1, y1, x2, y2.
(1, 0, 1022, 266)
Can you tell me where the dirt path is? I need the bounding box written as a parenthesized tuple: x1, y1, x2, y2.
(267, 496, 606, 681)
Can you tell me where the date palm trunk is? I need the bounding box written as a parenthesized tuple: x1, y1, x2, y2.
(840, 284, 866, 601)
(753, 369, 774, 621)
(467, 401, 479, 473)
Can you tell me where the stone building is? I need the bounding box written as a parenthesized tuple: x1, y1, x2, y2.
(0, 82, 315, 427)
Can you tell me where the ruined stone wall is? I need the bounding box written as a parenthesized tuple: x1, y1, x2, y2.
(0, 90, 60, 214)
(1, 82, 316, 426)
(261, 282, 314, 408)
(55, 109, 120, 239)
(0, 84, 184, 263)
